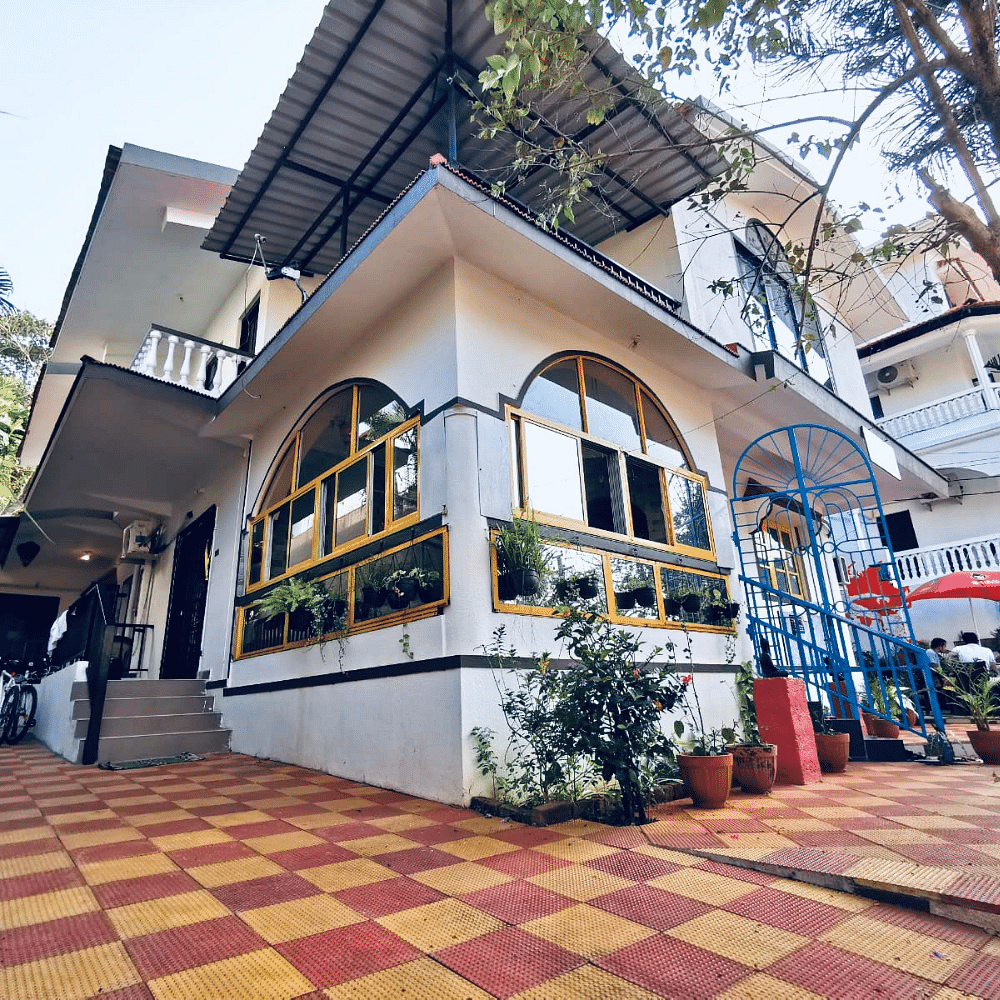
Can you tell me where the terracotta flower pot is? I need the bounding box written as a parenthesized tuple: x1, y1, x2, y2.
(678, 753, 733, 809)
(869, 717, 900, 739)
(730, 744, 777, 794)
(967, 729, 1000, 765)
(814, 732, 850, 773)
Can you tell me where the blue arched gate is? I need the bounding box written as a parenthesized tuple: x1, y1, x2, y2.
(731, 424, 945, 736)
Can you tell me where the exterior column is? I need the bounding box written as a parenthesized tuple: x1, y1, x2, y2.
(963, 330, 999, 409)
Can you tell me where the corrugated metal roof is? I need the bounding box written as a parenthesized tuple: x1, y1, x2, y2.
(203, 0, 724, 274)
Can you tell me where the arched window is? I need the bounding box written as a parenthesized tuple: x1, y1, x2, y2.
(510, 356, 713, 556)
(247, 382, 418, 589)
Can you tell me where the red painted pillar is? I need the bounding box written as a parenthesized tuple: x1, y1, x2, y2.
(753, 677, 822, 785)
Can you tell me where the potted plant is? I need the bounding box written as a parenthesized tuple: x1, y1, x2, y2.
(861, 676, 901, 738)
(935, 659, 1000, 764)
(493, 515, 549, 598)
(385, 568, 420, 609)
(663, 594, 682, 616)
(415, 568, 443, 602)
(728, 660, 777, 794)
(358, 561, 390, 609)
(675, 676, 735, 809)
(681, 591, 702, 614)
(630, 577, 657, 610)
(813, 714, 851, 772)
(256, 576, 319, 634)
(555, 572, 599, 603)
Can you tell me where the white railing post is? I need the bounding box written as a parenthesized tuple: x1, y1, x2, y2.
(130, 327, 250, 397)
(140, 329, 162, 375)
(162, 335, 179, 381)
(195, 344, 211, 390)
(178, 340, 194, 385)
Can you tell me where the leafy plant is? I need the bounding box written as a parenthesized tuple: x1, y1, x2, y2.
(256, 577, 319, 619)
(674, 670, 736, 757)
(733, 660, 769, 748)
(493, 514, 550, 575)
(935, 660, 1000, 731)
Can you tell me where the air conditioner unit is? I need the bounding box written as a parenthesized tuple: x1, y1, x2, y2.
(874, 360, 916, 389)
(121, 520, 159, 560)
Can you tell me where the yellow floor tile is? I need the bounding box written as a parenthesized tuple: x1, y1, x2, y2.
(240, 893, 364, 942)
(47, 808, 117, 825)
(79, 852, 178, 886)
(186, 856, 285, 888)
(172, 795, 237, 809)
(59, 826, 146, 851)
(797, 806, 871, 819)
(320, 796, 377, 813)
(853, 828, 947, 846)
(1, 850, 72, 877)
(4, 808, 43, 822)
(298, 857, 399, 891)
(287, 811, 354, 830)
(632, 845, 703, 865)
(526, 863, 634, 902)
(513, 963, 660, 1000)
(0, 886, 99, 930)
(544, 819, 616, 838)
(413, 861, 513, 895)
(533, 839, 619, 863)
(148, 947, 313, 1000)
(127, 809, 195, 828)
(104, 794, 166, 808)
(323, 957, 495, 999)
(717, 832, 801, 852)
(338, 832, 421, 856)
(33, 794, 98, 808)
(770, 879, 871, 912)
(647, 867, 758, 905)
(451, 815, 517, 834)
(715, 972, 825, 1000)
(891, 814, 979, 830)
(765, 818, 837, 832)
(668, 910, 808, 966)
(1, 941, 139, 1000)
(0, 825, 52, 846)
(819, 915, 972, 982)
(242, 830, 324, 854)
(366, 813, 437, 833)
(929, 989, 989, 1000)
(377, 897, 504, 952)
(843, 858, 957, 896)
(149, 828, 234, 852)
(107, 889, 231, 938)
(522, 902, 655, 958)
(435, 835, 521, 861)
(203, 809, 273, 828)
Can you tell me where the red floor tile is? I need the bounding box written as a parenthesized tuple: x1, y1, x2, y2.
(91, 870, 203, 909)
(136, 818, 212, 838)
(866, 902, 990, 948)
(166, 840, 254, 868)
(398, 823, 471, 846)
(1, 910, 118, 965)
(419, 806, 480, 823)
(760, 848, 858, 874)
(0, 836, 64, 860)
(488, 825, 567, 848)
(268, 842, 356, 870)
(585, 850, 680, 882)
(84, 984, 155, 1000)
(478, 849, 570, 878)
(210, 872, 322, 911)
(724, 885, 849, 936)
(225, 819, 298, 839)
(943, 872, 1000, 912)
(768, 940, 931, 999)
(0, 866, 85, 902)
(460, 880, 574, 924)
(334, 875, 446, 918)
(591, 884, 714, 930)
(597, 932, 751, 999)
(124, 914, 269, 979)
(313, 822, 380, 843)
(437, 926, 583, 999)
(371, 845, 464, 876)
(346, 805, 405, 821)
(276, 922, 421, 987)
(947, 951, 1000, 998)
(642, 831, 728, 850)
(70, 839, 160, 864)
(694, 860, 775, 885)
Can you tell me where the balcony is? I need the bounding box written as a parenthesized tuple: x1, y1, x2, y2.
(895, 532, 1000, 585)
(876, 385, 1000, 449)
(131, 326, 253, 398)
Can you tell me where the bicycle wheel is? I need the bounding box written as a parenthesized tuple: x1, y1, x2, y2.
(5, 686, 36, 744)
(0, 687, 18, 744)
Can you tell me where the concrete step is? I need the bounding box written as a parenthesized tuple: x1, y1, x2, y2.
(96, 728, 231, 765)
(75, 712, 224, 739)
(70, 678, 208, 700)
(73, 695, 213, 720)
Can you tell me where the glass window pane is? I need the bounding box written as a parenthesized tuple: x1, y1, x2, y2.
(668, 473, 711, 551)
(522, 421, 584, 521)
(287, 490, 315, 568)
(297, 389, 353, 486)
(321, 475, 336, 556)
(335, 458, 368, 546)
(370, 444, 386, 535)
(641, 390, 687, 468)
(268, 503, 290, 578)
(248, 520, 264, 586)
(521, 359, 583, 429)
(582, 360, 641, 451)
(660, 567, 729, 626)
(626, 457, 668, 543)
(581, 442, 619, 533)
(393, 428, 418, 520)
(261, 449, 294, 511)
(610, 558, 657, 619)
(358, 385, 406, 447)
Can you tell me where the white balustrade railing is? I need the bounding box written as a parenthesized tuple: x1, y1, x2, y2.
(877, 385, 1000, 440)
(896, 532, 1000, 584)
(131, 327, 253, 398)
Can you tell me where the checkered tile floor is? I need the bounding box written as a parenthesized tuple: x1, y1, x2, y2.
(3, 742, 1000, 999)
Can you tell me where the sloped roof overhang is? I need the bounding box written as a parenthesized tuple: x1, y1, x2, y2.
(205, 163, 948, 505)
(202, 0, 725, 275)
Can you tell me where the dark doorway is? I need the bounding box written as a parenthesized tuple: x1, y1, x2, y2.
(160, 507, 216, 679)
(0, 593, 59, 664)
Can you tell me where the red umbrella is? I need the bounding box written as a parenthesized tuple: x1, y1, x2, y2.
(906, 571, 1000, 604)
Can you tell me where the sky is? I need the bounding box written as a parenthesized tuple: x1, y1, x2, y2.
(2, 0, 327, 323)
(2, 1, 927, 326)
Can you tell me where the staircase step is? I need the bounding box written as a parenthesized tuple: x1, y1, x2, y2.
(74, 695, 214, 720)
(70, 678, 209, 700)
(96, 729, 231, 765)
(75, 712, 224, 739)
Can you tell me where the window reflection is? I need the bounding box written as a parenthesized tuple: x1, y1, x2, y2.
(268, 504, 290, 579)
(626, 457, 668, 544)
(336, 459, 368, 545)
(297, 390, 353, 486)
(358, 385, 406, 448)
(521, 358, 583, 429)
(393, 429, 418, 520)
(288, 490, 315, 567)
(248, 520, 264, 586)
(262, 449, 294, 510)
(641, 390, 686, 467)
(582, 359, 642, 451)
(522, 421, 585, 521)
(668, 473, 711, 551)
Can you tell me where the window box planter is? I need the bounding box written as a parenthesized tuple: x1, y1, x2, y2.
(631, 585, 657, 609)
(614, 590, 636, 611)
(681, 593, 702, 614)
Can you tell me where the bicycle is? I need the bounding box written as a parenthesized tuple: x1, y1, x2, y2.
(0, 663, 41, 745)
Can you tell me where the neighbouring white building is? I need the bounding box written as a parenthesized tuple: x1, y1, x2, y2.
(2, 0, 950, 800)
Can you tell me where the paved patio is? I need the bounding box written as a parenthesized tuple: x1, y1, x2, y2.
(3, 740, 1000, 999)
